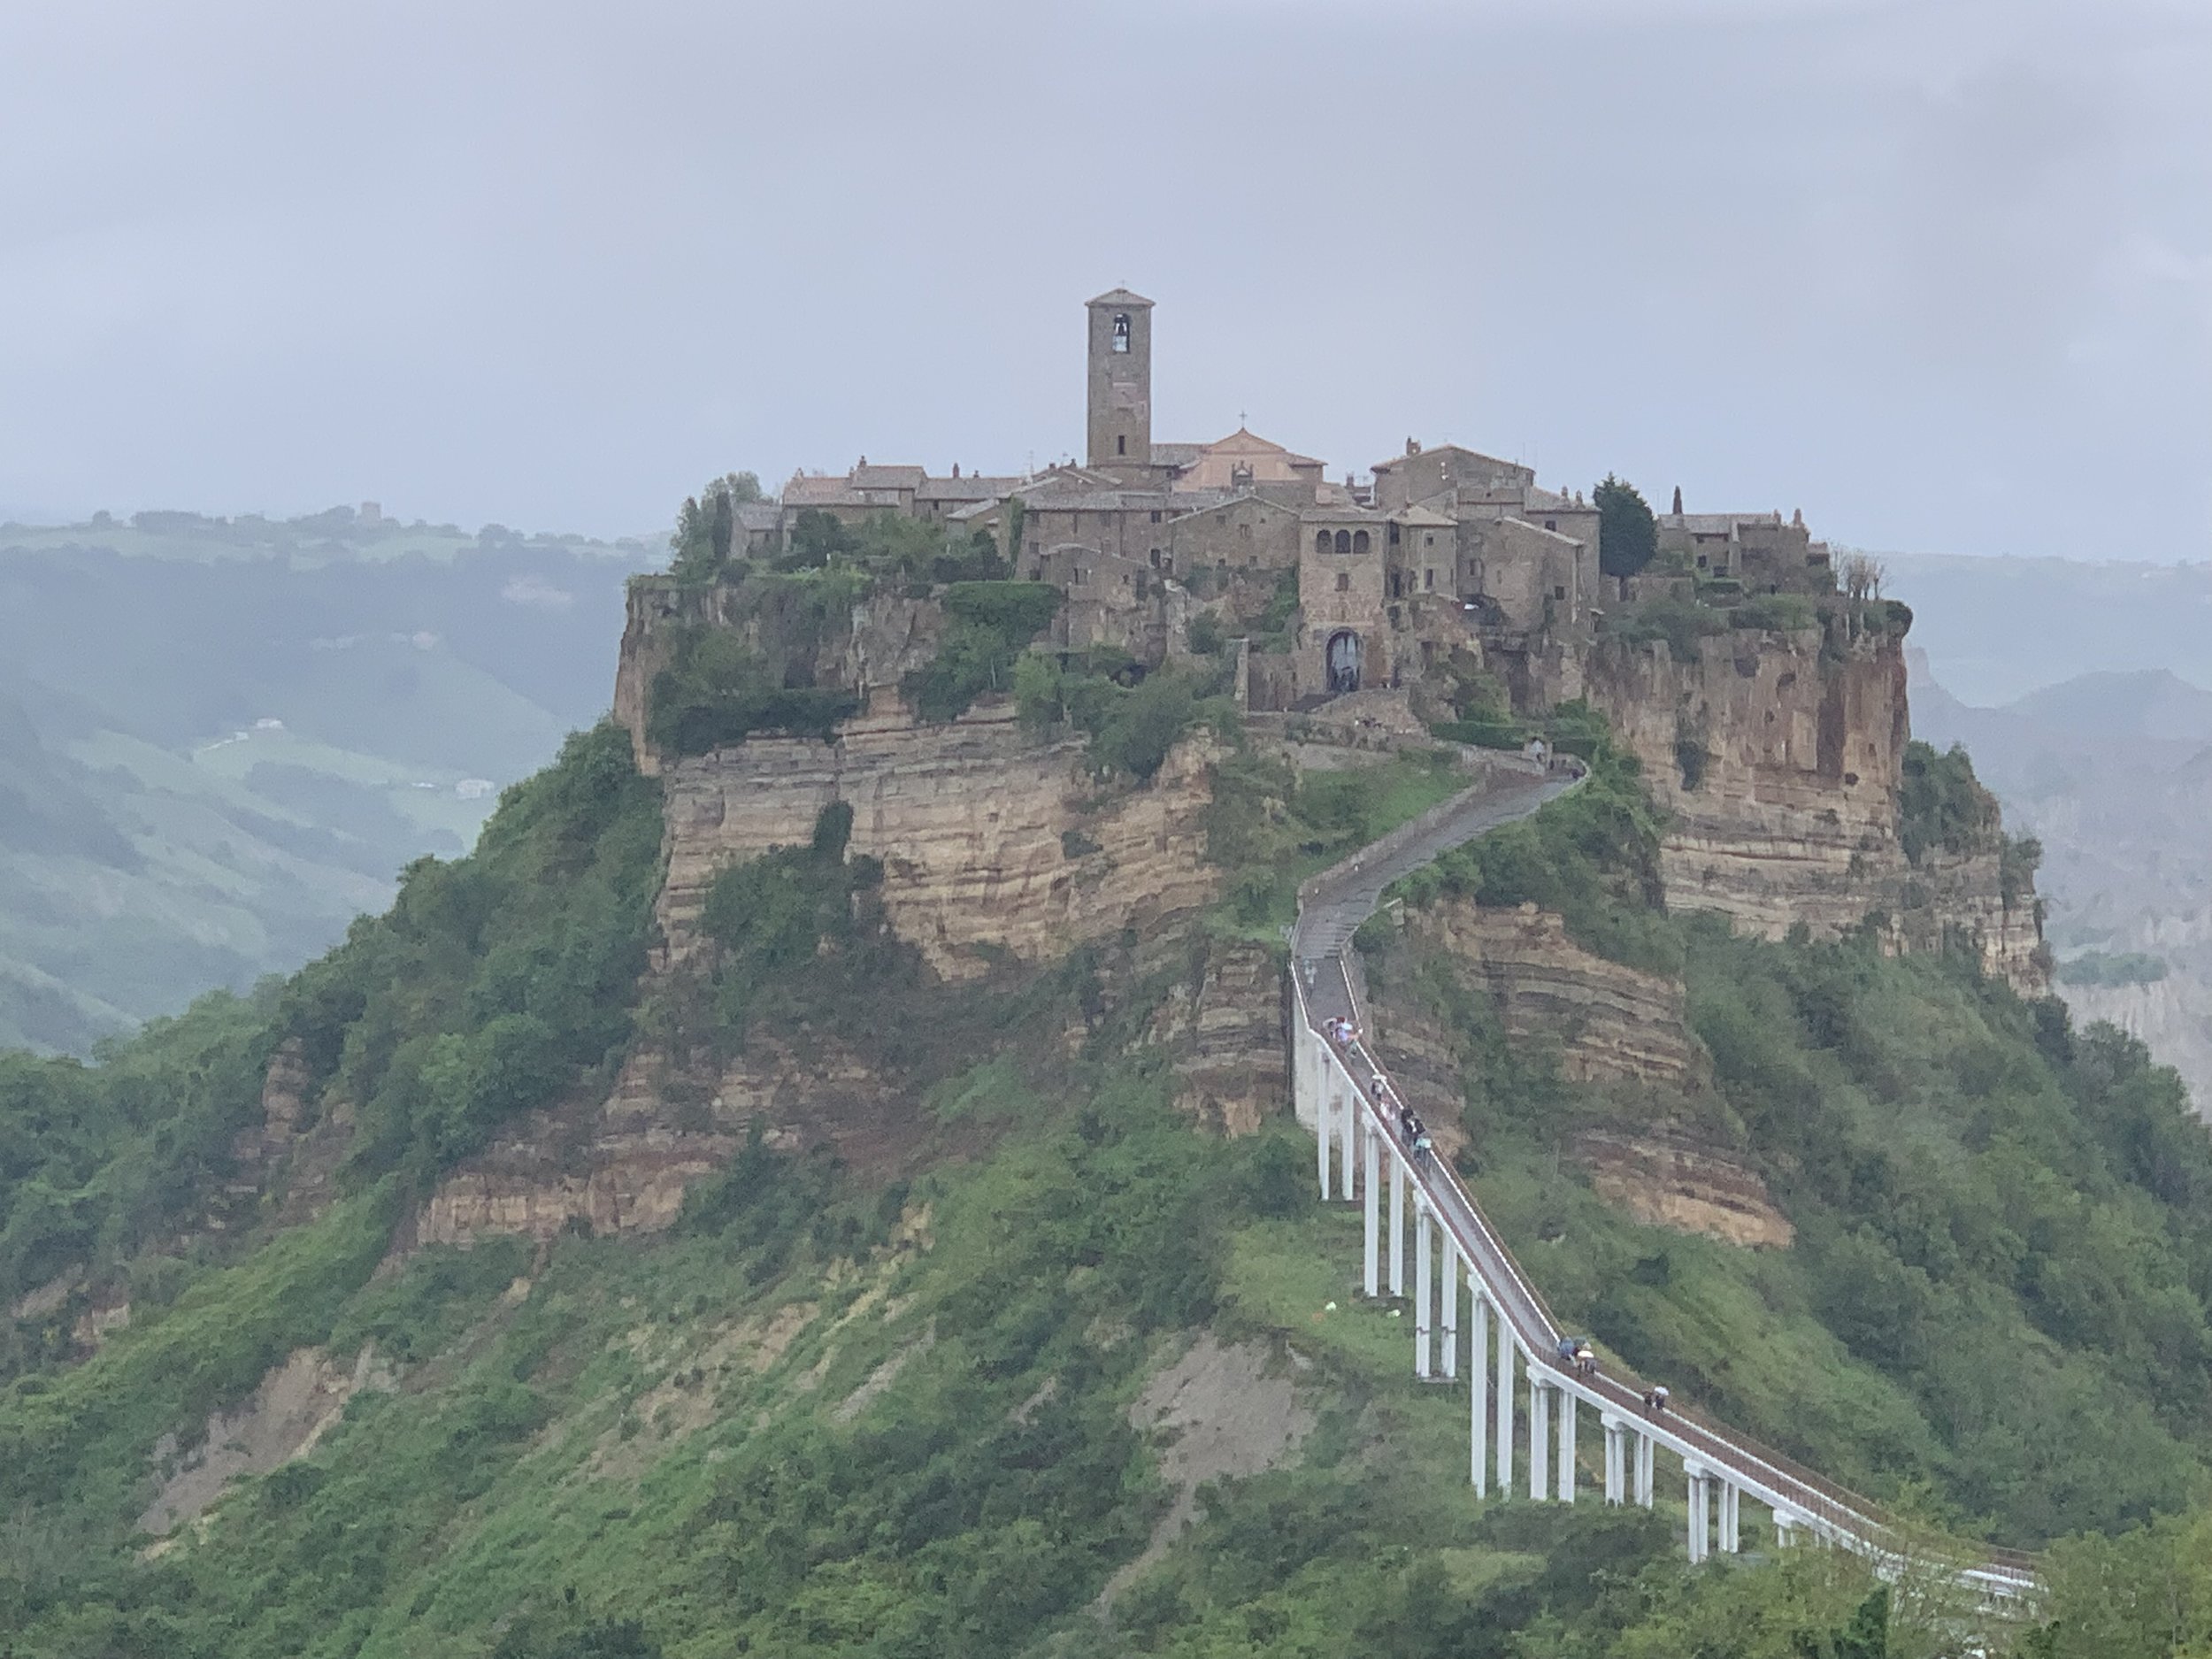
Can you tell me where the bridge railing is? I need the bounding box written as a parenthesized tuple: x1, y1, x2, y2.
(1287, 827, 2039, 1594)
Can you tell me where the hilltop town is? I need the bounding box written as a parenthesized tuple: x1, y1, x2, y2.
(745, 288, 1837, 720)
(626, 287, 2041, 995)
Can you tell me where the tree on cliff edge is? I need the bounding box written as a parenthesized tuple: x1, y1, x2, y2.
(1595, 475, 1657, 580)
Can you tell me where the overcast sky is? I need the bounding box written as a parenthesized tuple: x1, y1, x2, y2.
(3, 0, 2207, 560)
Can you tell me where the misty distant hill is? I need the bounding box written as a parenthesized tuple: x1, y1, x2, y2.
(1911, 651, 2212, 1112)
(0, 507, 662, 1053)
(1886, 552, 2212, 708)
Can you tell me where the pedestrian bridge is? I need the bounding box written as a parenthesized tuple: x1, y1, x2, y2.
(1287, 757, 2038, 1599)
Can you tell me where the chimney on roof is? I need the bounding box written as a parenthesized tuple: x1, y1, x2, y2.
(1406, 437, 1421, 456)
(1792, 507, 1804, 528)
(1671, 485, 1684, 515)
(952, 463, 960, 479)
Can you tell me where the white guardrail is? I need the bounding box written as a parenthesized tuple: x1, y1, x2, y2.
(1286, 770, 2038, 1600)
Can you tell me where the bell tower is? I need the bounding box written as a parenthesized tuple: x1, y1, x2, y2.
(1086, 288, 1153, 472)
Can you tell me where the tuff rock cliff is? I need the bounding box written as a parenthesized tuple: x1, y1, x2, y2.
(1585, 621, 2046, 995)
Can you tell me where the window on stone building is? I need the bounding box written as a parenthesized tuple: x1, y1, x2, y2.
(1353, 530, 1370, 556)
(1424, 533, 1434, 549)
(1117, 434, 1126, 456)
(1334, 530, 1351, 556)
(1315, 530, 1333, 556)
(1335, 572, 1350, 592)
(1150, 510, 1162, 524)
(1696, 554, 1709, 569)
(1388, 522, 1402, 547)
(1554, 584, 1567, 600)
(1148, 549, 1160, 569)
(1238, 523, 1252, 541)
(1112, 313, 1130, 352)
(1425, 568, 1435, 591)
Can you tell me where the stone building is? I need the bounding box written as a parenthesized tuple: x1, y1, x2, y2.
(750, 287, 1842, 718)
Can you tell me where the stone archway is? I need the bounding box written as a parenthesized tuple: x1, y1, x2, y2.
(1325, 629, 1362, 695)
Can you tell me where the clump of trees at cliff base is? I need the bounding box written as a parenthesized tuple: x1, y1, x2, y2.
(2058, 950, 2170, 988)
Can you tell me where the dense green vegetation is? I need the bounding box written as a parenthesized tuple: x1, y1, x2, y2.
(2059, 950, 2170, 988)
(1376, 735, 2212, 1552)
(15, 664, 2212, 1654)
(902, 581, 1064, 722)
(1899, 741, 2003, 862)
(1595, 475, 1658, 580)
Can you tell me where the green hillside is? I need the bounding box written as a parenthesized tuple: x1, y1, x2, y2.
(3, 722, 2211, 1655)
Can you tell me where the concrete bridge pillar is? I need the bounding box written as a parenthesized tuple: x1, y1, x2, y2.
(1555, 1385, 1578, 1503)
(1388, 1144, 1406, 1297)
(1601, 1414, 1627, 1505)
(1718, 1483, 1740, 1555)
(1362, 1128, 1380, 1299)
(1470, 1283, 1490, 1495)
(1685, 1463, 1711, 1563)
(1338, 1073, 1356, 1202)
(1495, 1336, 1516, 1496)
(1528, 1375, 1552, 1501)
(1413, 1202, 1434, 1379)
(1312, 1034, 1330, 1199)
(1440, 1234, 1459, 1380)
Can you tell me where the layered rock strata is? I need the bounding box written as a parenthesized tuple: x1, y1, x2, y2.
(1569, 1131, 1794, 1248)
(653, 703, 1220, 979)
(1586, 628, 2044, 995)
(1402, 900, 1702, 1087)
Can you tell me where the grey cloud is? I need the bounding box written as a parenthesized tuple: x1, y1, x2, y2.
(0, 0, 2205, 563)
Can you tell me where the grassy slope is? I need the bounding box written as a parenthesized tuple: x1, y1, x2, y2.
(6, 729, 2212, 1655)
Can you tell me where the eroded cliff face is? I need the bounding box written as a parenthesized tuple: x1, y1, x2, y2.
(1586, 627, 1906, 936)
(1369, 897, 1794, 1246)
(1402, 899, 1702, 1088)
(613, 578, 948, 776)
(654, 703, 1220, 980)
(1586, 627, 2045, 995)
(411, 687, 1226, 1247)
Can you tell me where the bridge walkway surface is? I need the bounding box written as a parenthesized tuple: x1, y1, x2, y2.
(1286, 756, 2038, 1600)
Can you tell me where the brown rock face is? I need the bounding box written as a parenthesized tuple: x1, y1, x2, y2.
(1154, 941, 1288, 1134)
(1587, 628, 1907, 938)
(1571, 1131, 1794, 1248)
(1586, 628, 2045, 995)
(654, 703, 1220, 981)
(413, 703, 1223, 1248)
(613, 579, 947, 779)
(1404, 900, 1702, 1087)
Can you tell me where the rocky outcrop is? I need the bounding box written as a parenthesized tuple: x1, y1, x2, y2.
(413, 1034, 903, 1247)
(1587, 626, 1907, 939)
(654, 703, 1221, 981)
(140, 1346, 396, 1536)
(1404, 900, 1702, 1087)
(1570, 1131, 1793, 1248)
(1153, 941, 1287, 1135)
(613, 579, 946, 776)
(1586, 626, 2046, 995)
